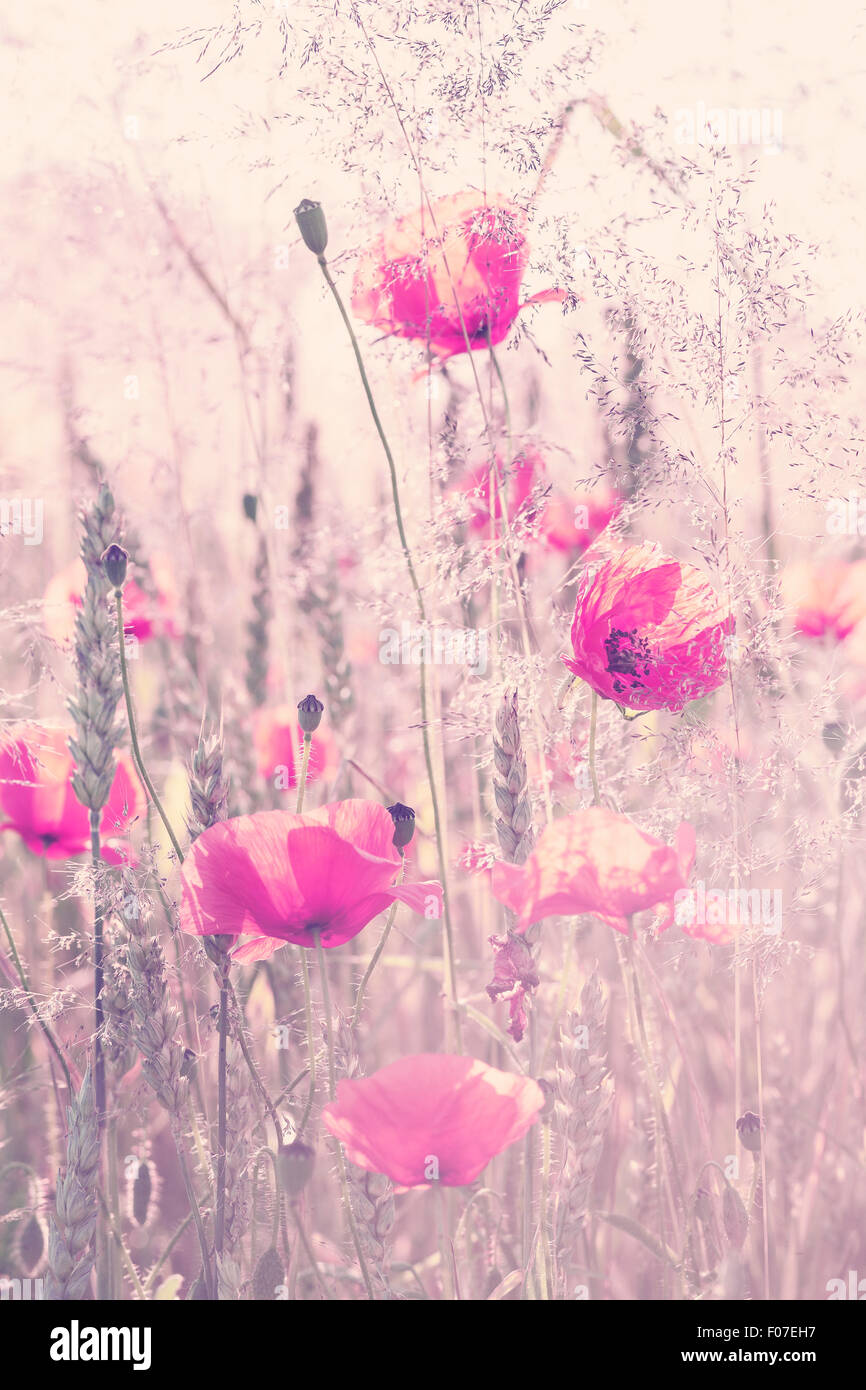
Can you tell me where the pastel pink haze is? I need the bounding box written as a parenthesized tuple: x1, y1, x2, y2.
(490, 806, 699, 938)
(322, 1054, 545, 1187)
(0, 725, 144, 862)
(179, 798, 442, 960)
(352, 191, 564, 361)
(564, 543, 735, 712)
(781, 559, 866, 641)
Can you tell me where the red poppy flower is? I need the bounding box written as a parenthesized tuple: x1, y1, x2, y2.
(458, 450, 539, 537)
(564, 544, 734, 712)
(541, 490, 621, 554)
(44, 556, 178, 646)
(251, 707, 338, 788)
(0, 726, 144, 862)
(179, 798, 442, 959)
(322, 1054, 544, 1188)
(490, 807, 696, 937)
(780, 560, 866, 641)
(352, 192, 563, 361)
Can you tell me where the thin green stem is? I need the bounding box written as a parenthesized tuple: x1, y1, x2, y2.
(171, 1118, 214, 1299)
(114, 588, 185, 864)
(214, 963, 229, 1260)
(315, 254, 461, 1051)
(351, 857, 404, 1027)
(588, 689, 601, 806)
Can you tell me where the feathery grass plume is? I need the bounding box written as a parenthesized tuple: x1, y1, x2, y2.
(186, 720, 230, 841)
(553, 971, 614, 1295)
(45, 1066, 100, 1300)
(335, 1014, 394, 1297)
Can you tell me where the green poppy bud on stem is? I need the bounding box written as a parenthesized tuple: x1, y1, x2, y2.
(277, 1140, 316, 1198)
(736, 1110, 762, 1152)
(297, 693, 324, 733)
(294, 199, 328, 257)
(386, 802, 415, 850)
(101, 543, 128, 590)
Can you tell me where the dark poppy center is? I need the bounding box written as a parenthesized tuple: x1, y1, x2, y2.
(604, 627, 654, 694)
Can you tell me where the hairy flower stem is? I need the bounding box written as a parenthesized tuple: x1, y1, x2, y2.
(215, 961, 229, 1261)
(296, 732, 311, 813)
(171, 1117, 215, 1300)
(351, 856, 405, 1027)
(114, 588, 185, 864)
(0, 901, 72, 1091)
(314, 253, 461, 1051)
(295, 753, 318, 1137)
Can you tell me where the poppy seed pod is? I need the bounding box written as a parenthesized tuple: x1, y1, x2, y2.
(386, 802, 415, 849)
(722, 1182, 749, 1250)
(277, 1140, 316, 1198)
(297, 693, 324, 733)
(294, 199, 328, 256)
(101, 543, 128, 590)
(736, 1110, 762, 1152)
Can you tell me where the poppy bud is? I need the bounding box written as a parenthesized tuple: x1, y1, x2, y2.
(693, 1186, 713, 1224)
(180, 1048, 197, 1079)
(242, 493, 258, 523)
(204, 934, 234, 968)
(277, 1140, 316, 1198)
(252, 1246, 286, 1300)
(101, 544, 128, 590)
(536, 1077, 555, 1120)
(736, 1110, 762, 1152)
(722, 1182, 748, 1250)
(297, 693, 324, 733)
(386, 802, 415, 849)
(294, 199, 328, 256)
(17, 1211, 45, 1274)
(132, 1160, 153, 1227)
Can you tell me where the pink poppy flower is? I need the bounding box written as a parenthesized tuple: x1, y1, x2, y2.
(490, 807, 696, 937)
(179, 798, 442, 959)
(780, 560, 866, 641)
(44, 555, 178, 646)
(352, 192, 563, 361)
(251, 707, 338, 789)
(564, 543, 734, 712)
(322, 1054, 544, 1187)
(0, 726, 144, 862)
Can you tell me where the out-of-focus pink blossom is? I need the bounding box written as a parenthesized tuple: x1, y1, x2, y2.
(0, 725, 144, 862)
(251, 707, 338, 788)
(564, 543, 734, 712)
(322, 1053, 545, 1187)
(780, 560, 866, 641)
(179, 798, 442, 958)
(352, 192, 563, 361)
(455, 447, 619, 556)
(490, 806, 697, 937)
